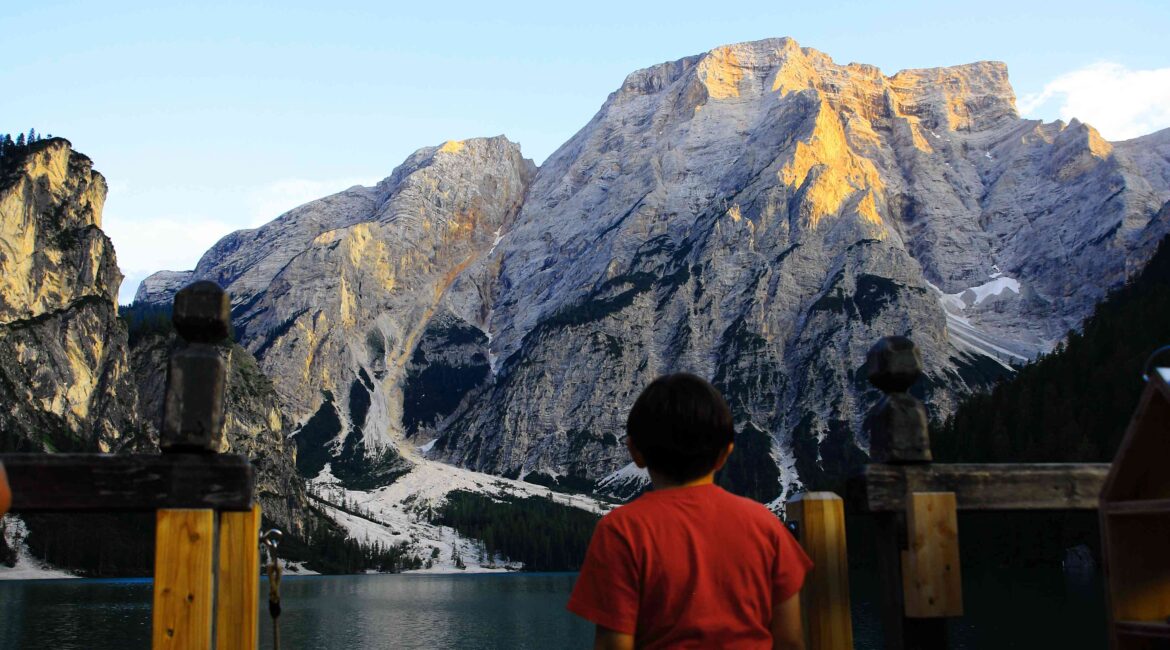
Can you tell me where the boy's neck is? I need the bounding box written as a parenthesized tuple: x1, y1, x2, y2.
(648, 469, 718, 491)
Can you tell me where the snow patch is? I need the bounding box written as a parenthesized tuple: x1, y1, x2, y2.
(925, 278, 1030, 365)
(0, 516, 76, 580)
(960, 276, 1021, 307)
(310, 459, 612, 573)
(487, 227, 505, 257)
(418, 438, 437, 454)
(595, 462, 649, 491)
(281, 560, 320, 576)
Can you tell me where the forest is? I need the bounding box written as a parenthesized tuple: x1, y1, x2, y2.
(436, 490, 601, 571)
(932, 233, 1170, 464)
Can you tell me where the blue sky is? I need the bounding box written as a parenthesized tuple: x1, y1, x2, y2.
(3, 0, 1169, 303)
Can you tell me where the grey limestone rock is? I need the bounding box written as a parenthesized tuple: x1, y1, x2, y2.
(136, 38, 1170, 502)
(133, 270, 193, 305)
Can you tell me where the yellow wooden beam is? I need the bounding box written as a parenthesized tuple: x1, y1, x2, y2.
(153, 509, 215, 649)
(787, 492, 854, 650)
(217, 504, 261, 650)
(902, 492, 963, 618)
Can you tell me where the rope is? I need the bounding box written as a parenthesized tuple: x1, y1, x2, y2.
(262, 529, 283, 650)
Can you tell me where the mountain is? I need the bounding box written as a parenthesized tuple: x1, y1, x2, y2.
(0, 138, 314, 560)
(137, 38, 1170, 504)
(0, 138, 140, 453)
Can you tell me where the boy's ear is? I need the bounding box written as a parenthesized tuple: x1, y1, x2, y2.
(625, 436, 647, 468)
(712, 442, 734, 473)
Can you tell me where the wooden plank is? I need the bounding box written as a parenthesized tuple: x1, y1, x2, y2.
(1102, 514, 1170, 626)
(0, 462, 10, 516)
(1102, 376, 1170, 502)
(1116, 620, 1170, 639)
(0, 453, 254, 512)
(902, 492, 963, 618)
(1105, 498, 1170, 516)
(787, 492, 853, 650)
(875, 514, 949, 649)
(216, 504, 261, 650)
(862, 463, 1110, 512)
(153, 509, 215, 649)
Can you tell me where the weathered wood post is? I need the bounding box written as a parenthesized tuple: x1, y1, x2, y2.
(0, 462, 10, 515)
(217, 503, 261, 649)
(787, 492, 853, 650)
(864, 336, 959, 649)
(152, 280, 241, 650)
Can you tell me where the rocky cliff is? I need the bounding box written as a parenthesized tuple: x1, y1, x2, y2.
(0, 138, 310, 537)
(139, 38, 1170, 503)
(144, 137, 535, 485)
(0, 138, 140, 452)
(128, 329, 309, 534)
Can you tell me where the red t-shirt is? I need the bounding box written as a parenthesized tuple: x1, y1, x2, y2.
(567, 483, 813, 648)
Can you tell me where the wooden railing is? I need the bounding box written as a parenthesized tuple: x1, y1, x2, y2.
(0, 281, 260, 650)
(786, 336, 1112, 650)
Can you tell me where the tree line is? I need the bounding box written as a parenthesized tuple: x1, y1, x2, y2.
(436, 490, 600, 571)
(932, 233, 1170, 464)
(0, 128, 52, 175)
(918, 234, 1170, 567)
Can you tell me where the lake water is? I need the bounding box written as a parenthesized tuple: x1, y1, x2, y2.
(0, 568, 1105, 648)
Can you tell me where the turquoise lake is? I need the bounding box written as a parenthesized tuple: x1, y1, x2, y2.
(0, 568, 1105, 648)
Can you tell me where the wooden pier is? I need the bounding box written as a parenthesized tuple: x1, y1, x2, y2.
(785, 335, 1167, 650)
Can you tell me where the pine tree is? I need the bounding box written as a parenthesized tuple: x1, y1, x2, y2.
(15, 133, 24, 147)
(27, 128, 36, 143)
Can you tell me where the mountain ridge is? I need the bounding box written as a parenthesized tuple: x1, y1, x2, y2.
(134, 37, 1170, 503)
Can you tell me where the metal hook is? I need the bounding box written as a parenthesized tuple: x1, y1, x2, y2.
(261, 528, 282, 557)
(1142, 345, 1170, 383)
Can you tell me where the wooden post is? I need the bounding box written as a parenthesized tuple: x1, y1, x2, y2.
(787, 492, 853, 650)
(152, 509, 216, 649)
(902, 492, 962, 618)
(0, 462, 9, 515)
(153, 281, 238, 649)
(162, 281, 232, 453)
(217, 504, 261, 650)
(864, 336, 949, 649)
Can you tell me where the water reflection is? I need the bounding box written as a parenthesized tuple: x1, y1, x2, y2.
(0, 569, 1104, 649)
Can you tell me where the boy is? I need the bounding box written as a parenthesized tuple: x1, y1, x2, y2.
(567, 373, 812, 650)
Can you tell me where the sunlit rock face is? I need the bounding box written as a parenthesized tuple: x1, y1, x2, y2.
(138, 137, 537, 484)
(0, 139, 139, 452)
(0, 138, 311, 535)
(139, 38, 1170, 501)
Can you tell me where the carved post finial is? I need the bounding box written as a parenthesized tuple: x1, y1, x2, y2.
(865, 335, 931, 464)
(161, 281, 231, 452)
(172, 280, 231, 342)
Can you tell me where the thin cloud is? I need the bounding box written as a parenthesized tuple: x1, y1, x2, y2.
(106, 216, 236, 275)
(105, 215, 237, 304)
(1020, 62, 1170, 141)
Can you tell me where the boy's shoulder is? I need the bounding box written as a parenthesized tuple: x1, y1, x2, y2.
(603, 484, 782, 528)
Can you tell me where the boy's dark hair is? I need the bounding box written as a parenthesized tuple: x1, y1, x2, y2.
(626, 373, 734, 483)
